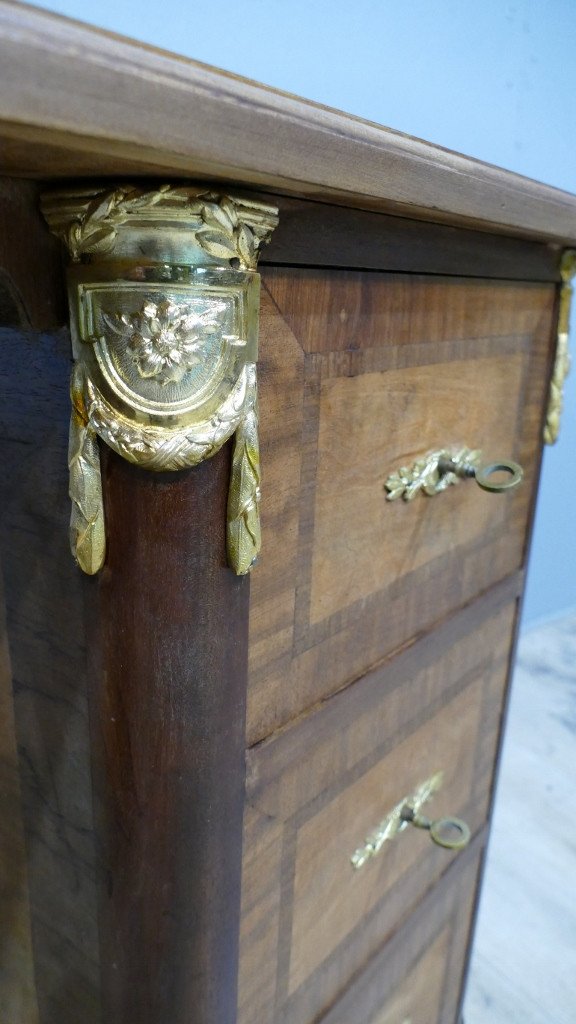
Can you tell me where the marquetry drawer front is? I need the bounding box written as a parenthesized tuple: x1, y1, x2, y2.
(247, 268, 554, 742)
(317, 843, 482, 1024)
(237, 593, 517, 1024)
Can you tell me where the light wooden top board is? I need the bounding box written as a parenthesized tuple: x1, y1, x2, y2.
(1, 0, 576, 243)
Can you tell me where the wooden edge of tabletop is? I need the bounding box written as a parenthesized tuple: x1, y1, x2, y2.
(1, 1, 576, 245)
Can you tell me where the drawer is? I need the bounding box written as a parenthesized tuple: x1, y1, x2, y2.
(237, 590, 516, 1024)
(317, 840, 482, 1024)
(248, 268, 554, 742)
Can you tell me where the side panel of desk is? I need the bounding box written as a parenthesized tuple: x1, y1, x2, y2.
(0, 177, 249, 1024)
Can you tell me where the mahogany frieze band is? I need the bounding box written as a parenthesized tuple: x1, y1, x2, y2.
(41, 184, 278, 575)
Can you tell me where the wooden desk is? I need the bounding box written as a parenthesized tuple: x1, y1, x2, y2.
(0, 3, 574, 1022)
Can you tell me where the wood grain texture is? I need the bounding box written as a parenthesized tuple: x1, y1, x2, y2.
(287, 685, 484, 994)
(0, 318, 101, 1023)
(0, 210, 100, 1024)
(238, 590, 517, 1024)
(0, 560, 39, 1024)
(0, 45, 563, 1020)
(310, 353, 525, 625)
(263, 268, 555, 352)
(88, 444, 249, 1024)
(1, 3, 576, 242)
(247, 268, 556, 743)
(369, 926, 449, 1024)
(0, 187, 251, 1024)
(0, 177, 65, 329)
(263, 196, 562, 281)
(316, 840, 483, 1024)
(448, 270, 558, 1024)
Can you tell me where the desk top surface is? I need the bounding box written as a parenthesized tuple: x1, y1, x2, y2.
(1, 0, 576, 245)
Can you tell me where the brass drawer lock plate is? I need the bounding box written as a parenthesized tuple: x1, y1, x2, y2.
(351, 771, 470, 870)
(385, 446, 523, 502)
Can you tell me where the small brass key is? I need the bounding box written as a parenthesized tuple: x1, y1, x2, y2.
(385, 446, 523, 501)
(437, 454, 523, 493)
(400, 805, 471, 851)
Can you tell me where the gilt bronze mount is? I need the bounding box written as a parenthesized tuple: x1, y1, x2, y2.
(42, 184, 278, 575)
(544, 249, 575, 444)
(351, 772, 444, 870)
(385, 446, 523, 501)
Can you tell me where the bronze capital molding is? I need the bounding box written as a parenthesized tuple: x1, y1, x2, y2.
(42, 184, 278, 575)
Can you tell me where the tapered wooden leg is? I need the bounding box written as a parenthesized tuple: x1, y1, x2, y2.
(87, 444, 249, 1023)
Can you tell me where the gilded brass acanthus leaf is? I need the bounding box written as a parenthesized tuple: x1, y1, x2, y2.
(227, 368, 261, 576)
(69, 367, 106, 575)
(42, 184, 277, 270)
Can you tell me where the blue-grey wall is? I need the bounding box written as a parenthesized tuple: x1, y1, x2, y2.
(29, 0, 576, 624)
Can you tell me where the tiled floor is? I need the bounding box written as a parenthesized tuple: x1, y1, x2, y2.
(463, 612, 576, 1024)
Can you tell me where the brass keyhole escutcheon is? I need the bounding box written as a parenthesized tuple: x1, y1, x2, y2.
(400, 806, 471, 851)
(386, 447, 524, 502)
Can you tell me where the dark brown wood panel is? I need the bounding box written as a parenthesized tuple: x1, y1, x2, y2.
(88, 444, 250, 1024)
(0, 563, 39, 1023)
(0, 210, 100, 1023)
(0, 319, 101, 1023)
(247, 267, 555, 743)
(238, 589, 517, 1024)
(0, 177, 65, 329)
(262, 196, 561, 281)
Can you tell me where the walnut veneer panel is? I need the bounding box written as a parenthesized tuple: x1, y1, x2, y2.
(288, 685, 480, 994)
(317, 843, 482, 1024)
(237, 592, 516, 1024)
(369, 927, 449, 1024)
(311, 355, 524, 624)
(248, 268, 554, 743)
